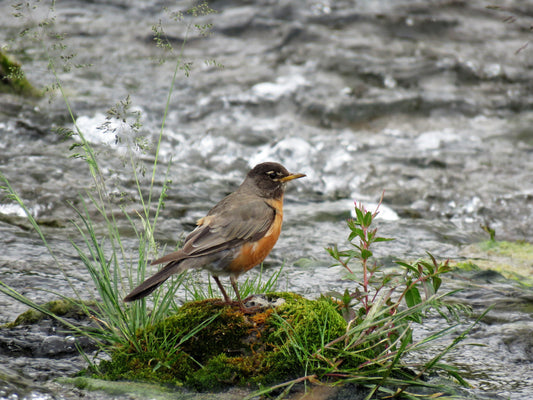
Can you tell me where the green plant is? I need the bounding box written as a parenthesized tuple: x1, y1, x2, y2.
(327, 196, 465, 324)
(249, 198, 478, 399)
(0, 0, 221, 357)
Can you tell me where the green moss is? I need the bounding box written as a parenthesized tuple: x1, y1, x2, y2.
(150, 300, 249, 363)
(95, 294, 352, 391)
(272, 295, 346, 340)
(58, 377, 177, 399)
(453, 261, 481, 272)
(187, 353, 257, 390)
(97, 349, 191, 386)
(4, 299, 96, 327)
(478, 240, 533, 257)
(260, 295, 349, 382)
(459, 240, 533, 285)
(0, 50, 40, 97)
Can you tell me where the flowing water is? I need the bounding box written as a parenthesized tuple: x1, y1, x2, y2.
(0, 0, 532, 399)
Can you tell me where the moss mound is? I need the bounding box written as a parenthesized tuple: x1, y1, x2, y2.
(96, 293, 348, 391)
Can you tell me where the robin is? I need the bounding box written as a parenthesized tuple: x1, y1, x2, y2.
(124, 162, 306, 309)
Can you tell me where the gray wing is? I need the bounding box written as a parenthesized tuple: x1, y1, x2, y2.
(151, 194, 275, 265)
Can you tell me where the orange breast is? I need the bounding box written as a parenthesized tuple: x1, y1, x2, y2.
(228, 198, 283, 275)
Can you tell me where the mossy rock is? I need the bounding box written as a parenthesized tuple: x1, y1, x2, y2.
(458, 240, 533, 285)
(0, 50, 40, 97)
(4, 298, 98, 327)
(95, 293, 350, 391)
(150, 300, 250, 364)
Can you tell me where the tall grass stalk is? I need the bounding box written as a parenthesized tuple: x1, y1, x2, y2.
(0, 1, 220, 355)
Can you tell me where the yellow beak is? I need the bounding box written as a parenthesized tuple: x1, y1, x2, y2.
(280, 173, 306, 182)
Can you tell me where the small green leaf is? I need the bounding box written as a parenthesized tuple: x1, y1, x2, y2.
(355, 207, 365, 223)
(426, 251, 438, 266)
(439, 264, 452, 274)
(360, 249, 373, 259)
(432, 276, 442, 293)
(339, 249, 358, 258)
(348, 230, 358, 241)
(397, 261, 419, 275)
(405, 287, 422, 308)
(382, 273, 396, 285)
(326, 246, 338, 258)
(363, 210, 373, 227)
(342, 288, 352, 304)
(373, 236, 394, 243)
(418, 261, 434, 275)
(325, 290, 343, 299)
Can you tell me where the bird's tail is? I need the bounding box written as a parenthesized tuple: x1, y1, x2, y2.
(123, 260, 183, 302)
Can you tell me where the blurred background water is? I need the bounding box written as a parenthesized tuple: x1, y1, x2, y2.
(0, 1, 532, 399)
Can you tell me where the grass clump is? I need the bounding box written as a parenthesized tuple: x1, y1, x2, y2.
(149, 300, 247, 363)
(243, 199, 479, 399)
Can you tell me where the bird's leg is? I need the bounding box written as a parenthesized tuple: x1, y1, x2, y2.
(231, 276, 261, 313)
(213, 275, 256, 313)
(212, 275, 232, 303)
(230, 275, 245, 310)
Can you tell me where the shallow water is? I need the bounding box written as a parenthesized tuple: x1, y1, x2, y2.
(1, 0, 532, 399)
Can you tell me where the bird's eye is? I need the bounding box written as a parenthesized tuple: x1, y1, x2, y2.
(267, 171, 278, 179)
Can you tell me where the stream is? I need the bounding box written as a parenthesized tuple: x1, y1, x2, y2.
(0, 0, 532, 399)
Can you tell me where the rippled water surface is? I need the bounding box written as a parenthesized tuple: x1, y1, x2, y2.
(1, 0, 532, 399)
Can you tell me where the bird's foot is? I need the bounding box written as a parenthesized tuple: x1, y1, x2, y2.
(214, 297, 263, 314)
(238, 303, 261, 314)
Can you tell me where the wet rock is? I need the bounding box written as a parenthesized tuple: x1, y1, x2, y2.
(0, 321, 95, 357)
(0, 300, 99, 358)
